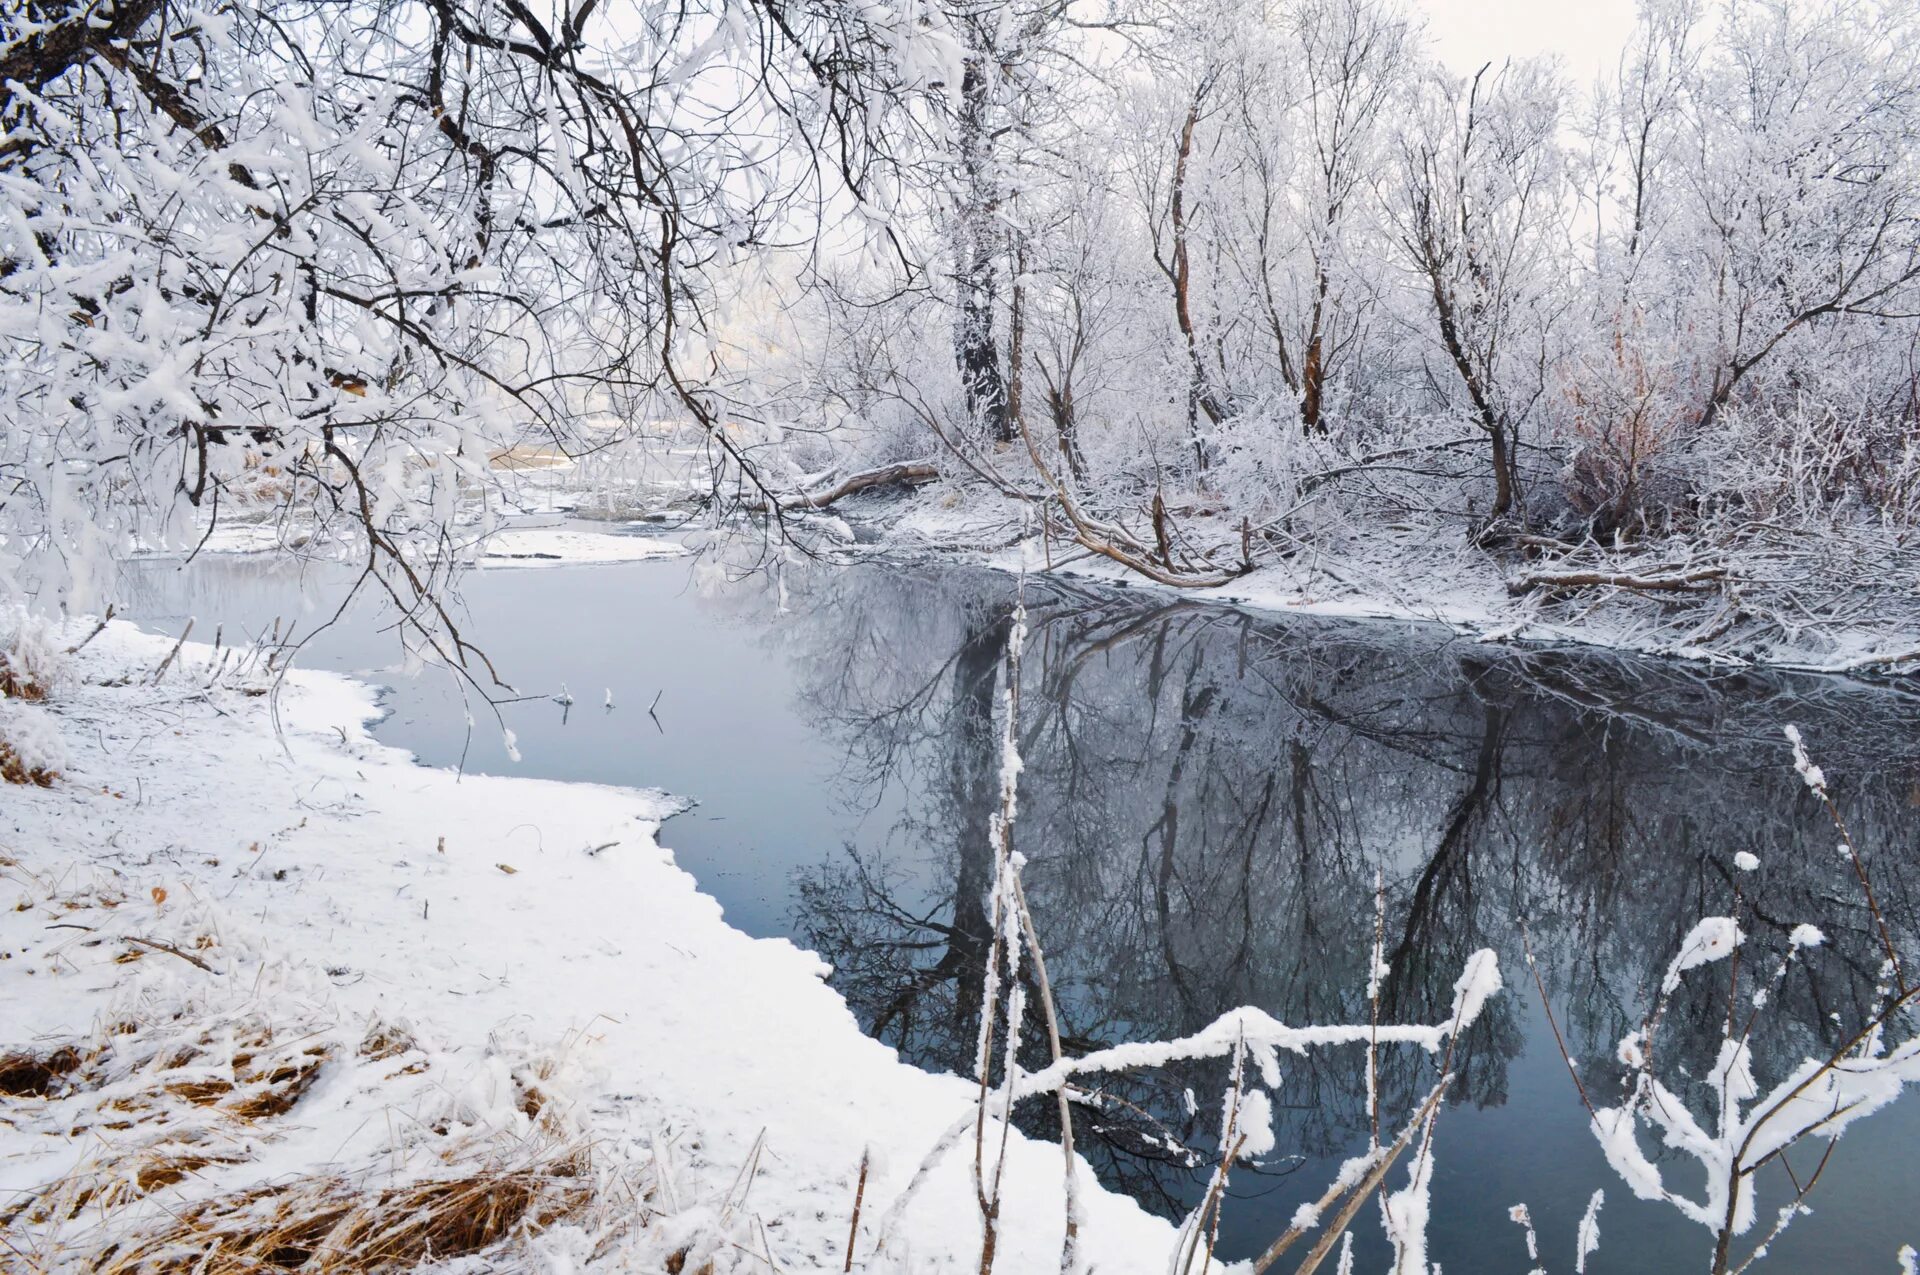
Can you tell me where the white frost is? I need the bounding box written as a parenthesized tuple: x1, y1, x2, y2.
(1661, 916, 1743, 993)
(1575, 1189, 1604, 1273)
(1783, 725, 1827, 793)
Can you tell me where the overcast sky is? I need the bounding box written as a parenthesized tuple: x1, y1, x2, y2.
(1414, 0, 1641, 84)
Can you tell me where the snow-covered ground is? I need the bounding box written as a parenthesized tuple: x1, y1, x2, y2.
(0, 619, 1176, 1270)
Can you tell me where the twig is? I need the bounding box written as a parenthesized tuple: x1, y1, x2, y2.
(844, 1148, 869, 1273)
(45, 922, 218, 974)
(1011, 874, 1081, 1274)
(65, 606, 115, 654)
(121, 934, 220, 974)
(151, 618, 195, 683)
(1257, 1077, 1452, 1275)
(1520, 918, 1593, 1117)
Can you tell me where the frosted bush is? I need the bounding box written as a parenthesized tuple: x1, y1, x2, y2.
(1, 612, 67, 701)
(0, 697, 66, 785)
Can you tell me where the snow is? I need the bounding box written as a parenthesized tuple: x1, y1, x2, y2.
(1660, 916, 1743, 993)
(1591, 904, 1920, 1250)
(1783, 724, 1828, 793)
(0, 619, 1177, 1270)
(1507, 1202, 1538, 1261)
(1448, 947, 1504, 1029)
(480, 526, 691, 565)
(1235, 1089, 1277, 1161)
(0, 696, 67, 777)
(1380, 1119, 1438, 1274)
(142, 518, 690, 568)
(1789, 924, 1827, 950)
(875, 505, 1920, 681)
(1575, 1190, 1604, 1273)
(1589, 1105, 1674, 1213)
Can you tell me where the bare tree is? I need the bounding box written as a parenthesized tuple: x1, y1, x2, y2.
(1394, 60, 1570, 532)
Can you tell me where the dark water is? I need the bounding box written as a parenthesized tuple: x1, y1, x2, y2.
(120, 548, 1920, 1272)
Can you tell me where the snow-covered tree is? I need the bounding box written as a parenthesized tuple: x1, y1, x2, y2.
(0, 0, 950, 668)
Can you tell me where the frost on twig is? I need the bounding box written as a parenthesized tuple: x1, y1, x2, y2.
(1586, 732, 1920, 1274)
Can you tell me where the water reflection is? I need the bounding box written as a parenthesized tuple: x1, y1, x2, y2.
(764, 568, 1920, 1269)
(119, 553, 1920, 1271)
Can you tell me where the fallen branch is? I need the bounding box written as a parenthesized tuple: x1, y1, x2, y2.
(1296, 435, 1490, 493)
(844, 1147, 869, 1273)
(1507, 566, 1727, 598)
(783, 461, 938, 510)
(65, 606, 116, 654)
(121, 934, 221, 974)
(1256, 1076, 1451, 1275)
(151, 618, 195, 683)
(45, 923, 219, 974)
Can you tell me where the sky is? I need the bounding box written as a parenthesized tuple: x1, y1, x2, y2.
(1414, 0, 1641, 84)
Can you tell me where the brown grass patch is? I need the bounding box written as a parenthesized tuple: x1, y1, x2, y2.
(134, 1151, 244, 1193)
(0, 650, 48, 701)
(355, 1021, 417, 1062)
(90, 1150, 594, 1273)
(1, 1020, 331, 1128)
(0, 735, 58, 785)
(5, 1008, 649, 1271)
(0, 1045, 82, 1097)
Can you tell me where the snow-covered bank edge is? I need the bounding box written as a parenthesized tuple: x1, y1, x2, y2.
(137, 516, 693, 567)
(0, 621, 1175, 1271)
(857, 500, 1920, 683)
(146, 504, 1920, 686)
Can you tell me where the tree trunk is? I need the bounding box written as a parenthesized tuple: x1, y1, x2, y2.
(949, 607, 1014, 1035)
(1300, 266, 1329, 434)
(1417, 214, 1516, 523)
(954, 59, 1010, 444)
(1167, 90, 1225, 470)
(1048, 386, 1088, 483)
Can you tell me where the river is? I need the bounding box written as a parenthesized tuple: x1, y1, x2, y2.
(120, 544, 1920, 1272)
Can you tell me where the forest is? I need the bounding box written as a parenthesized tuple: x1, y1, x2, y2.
(4, 0, 1920, 666)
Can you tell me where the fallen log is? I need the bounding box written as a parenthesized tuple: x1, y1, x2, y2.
(1507, 565, 1727, 598)
(783, 461, 938, 510)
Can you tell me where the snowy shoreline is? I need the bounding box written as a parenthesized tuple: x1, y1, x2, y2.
(158, 508, 1920, 684)
(844, 505, 1920, 683)
(0, 619, 1175, 1269)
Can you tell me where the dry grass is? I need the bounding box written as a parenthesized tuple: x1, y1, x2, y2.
(0, 650, 48, 701)
(1, 1016, 343, 1240)
(0, 1045, 82, 1098)
(0, 1017, 333, 1137)
(82, 1142, 595, 1273)
(0, 870, 777, 1274)
(0, 1001, 661, 1273)
(1, 645, 60, 783)
(0, 735, 58, 785)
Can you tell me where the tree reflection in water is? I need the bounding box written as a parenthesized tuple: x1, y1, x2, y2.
(772, 563, 1920, 1268)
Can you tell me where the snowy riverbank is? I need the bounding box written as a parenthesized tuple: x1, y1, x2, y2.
(860, 496, 1920, 680)
(0, 619, 1175, 1270)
